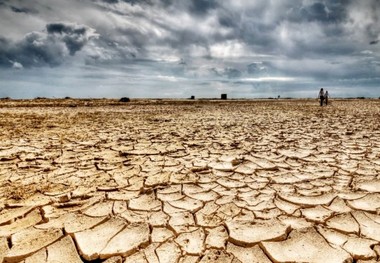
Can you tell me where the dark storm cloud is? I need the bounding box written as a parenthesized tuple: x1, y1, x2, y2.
(224, 68, 242, 79)
(287, 1, 348, 23)
(46, 23, 86, 35)
(0, 0, 37, 14)
(91, 0, 359, 61)
(247, 63, 269, 76)
(97, 0, 219, 22)
(92, 0, 379, 94)
(210, 67, 242, 79)
(100, 0, 218, 13)
(10, 6, 33, 14)
(89, 1, 223, 62)
(0, 22, 97, 68)
(0, 36, 11, 66)
(101, 0, 118, 3)
(189, 0, 218, 15)
(46, 22, 95, 55)
(99, 0, 152, 5)
(227, 1, 351, 58)
(125, 0, 153, 4)
(363, 1, 380, 40)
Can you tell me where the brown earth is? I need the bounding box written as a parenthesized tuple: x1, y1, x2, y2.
(0, 98, 380, 263)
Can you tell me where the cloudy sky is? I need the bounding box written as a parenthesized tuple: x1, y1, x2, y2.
(0, 0, 379, 98)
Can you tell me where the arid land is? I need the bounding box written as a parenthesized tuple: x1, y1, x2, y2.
(0, 98, 380, 263)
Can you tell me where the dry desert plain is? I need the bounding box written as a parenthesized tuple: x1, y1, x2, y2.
(0, 98, 380, 263)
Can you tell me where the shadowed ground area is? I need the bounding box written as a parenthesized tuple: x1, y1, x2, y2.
(0, 98, 380, 263)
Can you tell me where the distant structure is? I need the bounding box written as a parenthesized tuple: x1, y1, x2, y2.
(119, 97, 130, 102)
(221, 94, 227, 100)
(190, 96, 195, 100)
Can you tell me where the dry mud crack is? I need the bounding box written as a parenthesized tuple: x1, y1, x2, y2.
(1, 98, 380, 263)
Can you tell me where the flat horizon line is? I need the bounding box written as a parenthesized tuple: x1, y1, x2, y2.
(1, 96, 380, 101)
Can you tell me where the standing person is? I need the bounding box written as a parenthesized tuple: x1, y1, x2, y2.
(324, 90, 329, 105)
(318, 88, 324, 106)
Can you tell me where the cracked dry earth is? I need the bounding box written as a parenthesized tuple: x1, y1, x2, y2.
(0, 99, 380, 263)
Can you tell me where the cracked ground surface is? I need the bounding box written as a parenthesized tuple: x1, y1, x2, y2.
(0, 98, 380, 263)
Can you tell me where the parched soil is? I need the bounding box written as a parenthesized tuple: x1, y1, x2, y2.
(0, 98, 380, 262)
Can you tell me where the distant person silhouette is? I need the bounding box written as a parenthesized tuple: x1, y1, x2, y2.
(318, 88, 324, 106)
(324, 90, 329, 105)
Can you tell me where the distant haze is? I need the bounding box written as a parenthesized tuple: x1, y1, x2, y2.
(0, 0, 379, 98)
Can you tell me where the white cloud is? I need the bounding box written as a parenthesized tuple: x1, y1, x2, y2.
(240, 77, 296, 82)
(11, 61, 23, 69)
(360, 50, 373, 55)
(156, 75, 179, 82)
(210, 40, 249, 58)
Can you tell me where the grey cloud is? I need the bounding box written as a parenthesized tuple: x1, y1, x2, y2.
(104, 0, 219, 14)
(91, 5, 218, 61)
(14, 31, 67, 67)
(47, 22, 97, 55)
(209, 67, 242, 79)
(0, 22, 97, 68)
(247, 62, 269, 76)
(347, 1, 380, 44)
(207, 1, 351, 58)
(224, 68, 241, 79)
(218, 12, 239, 29)
(0, 36, 11, 66)
(0, 0, 38, 14)
(99, 0, 152, 5)
(46, 23, 87, 35)
(189, 0, 218, 15)
(123, 0, 152, 5)
(101, 0, 119, 3)
(287, 1, 348, 23)
(303, 2, 329, 21)
(10, 6, 34, 13)
(365, 1, 380, 40)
